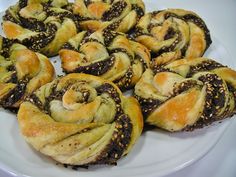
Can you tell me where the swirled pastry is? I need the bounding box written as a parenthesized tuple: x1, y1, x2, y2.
(134, 57, 236, 131)
(59, 30, 150, 90)
(131, 9, 212, 59)
(72, 0, 145, 32)
(18, 73, 143, 166)
(0, 36, 54, 109)
(2, 0, 78, 56)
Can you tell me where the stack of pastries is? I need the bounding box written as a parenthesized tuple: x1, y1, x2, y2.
(0, 0, 235, 168)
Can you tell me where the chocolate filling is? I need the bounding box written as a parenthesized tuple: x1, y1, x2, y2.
(101, 1, 127, 21)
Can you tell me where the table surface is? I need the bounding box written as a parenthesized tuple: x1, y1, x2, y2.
(0, 0, 236, 177)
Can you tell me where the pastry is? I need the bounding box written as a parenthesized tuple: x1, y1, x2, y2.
(134, 57, 236, 131)
(59, 30, 150, 90)
(130, 9, 212, 59)
(0, 36, 55, 109)
(2, 0, 78, 57)
(72, 0, 145, 32)
(17, 73, 143, 166)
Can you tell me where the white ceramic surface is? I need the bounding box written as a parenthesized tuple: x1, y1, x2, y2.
(0, 1, 235, 177)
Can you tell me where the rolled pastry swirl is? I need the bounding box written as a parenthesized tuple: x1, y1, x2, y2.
(2, 0, 78, 57)
(72, 0, 145, 32)
(130, 9, 212, 59)
(0, 36, 54, 109)
(18, 73, 143, 166)
(134, 57, 236, 131)
(59, 30, 150, 90)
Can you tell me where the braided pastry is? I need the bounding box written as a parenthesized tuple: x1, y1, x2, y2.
(17, 73, 143, 166)
(72, 0, 145, 32)
(131, 9, 212, 59)
(134, 57, 236, 132)
(0, 36, 55, 109)
(2, 0, 78, 57)
(59, 30, 150, 90)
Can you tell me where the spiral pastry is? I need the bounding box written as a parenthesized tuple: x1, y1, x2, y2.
(134, 57, 236, 132)
(18, 73, 143, 166)
(131, 9, 212, 59)
(72, 0, 145, 32)
(2, 0, 78, 57)
(0, 36, 54, 109)
(59, 30, 150, 90)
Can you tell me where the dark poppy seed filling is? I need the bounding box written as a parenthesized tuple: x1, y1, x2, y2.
(7, 72, 18, 84)
(131, 4, 144, 18)
(3, 10, 21, 25)
(83, 0, 92, 6)
(81, 38, 104, 46)
(151, 32, 182, 58)
(182, 14, 212, 48)
(96, 83, 122, 105)
(105, 20, 122, 31)
(152, 66, 172, 74)
(18, 16, 46, 32)
(187, 60, 224, 77)
(69, 56, 115, 76)
(172, 80, 200, 96)
(0, 38, 16, 58)
(136, 54, 148, 70)
(19, 0, 28, 8)
(101, 1, 127, 21)
(164, 27, 176, 40)
(61, 42, 78, 51)
(0, 78, 29, 108)
(161, 12, 212, 49)
(26, 93, 44, 110)
(227, 83, 236, 111)
(93, 114, 132, 165)
(187, 73, 227, 130)
(134, 95, 162, 118)
(109, 48, 133, 60)
(103, 30, 119, 46)
(22, 24, 57, 51)
(114, 68, 133, 91)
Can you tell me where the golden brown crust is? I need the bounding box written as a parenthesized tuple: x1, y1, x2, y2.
(134, 57, 236, 131)
(73, 0, 145, 33)
(0, 36, 55, 108)
(17, 73, 143, 165)
(131, 9, 212, 59)
(59, 30, 150, 90)
(2, 0, 78, 57)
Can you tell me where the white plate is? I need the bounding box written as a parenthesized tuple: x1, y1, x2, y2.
(0, 1, 234, 177)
